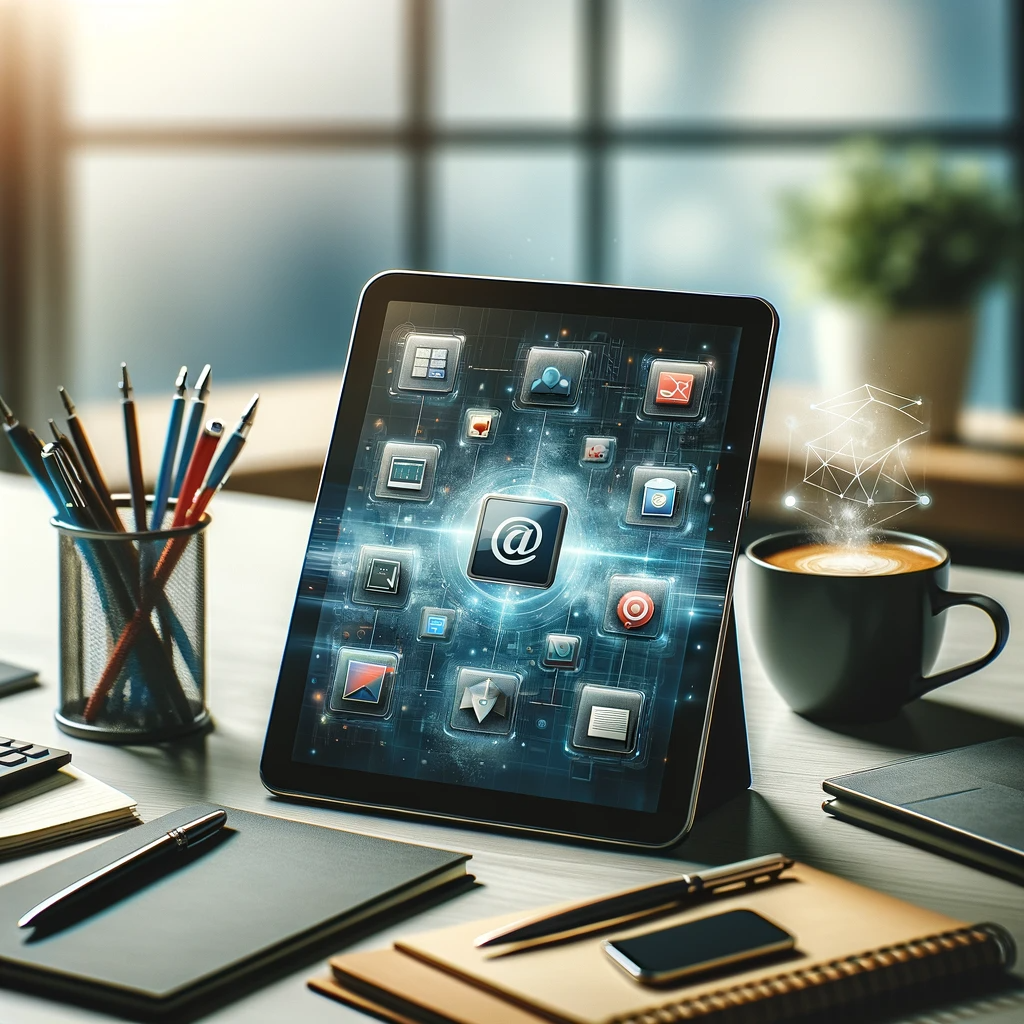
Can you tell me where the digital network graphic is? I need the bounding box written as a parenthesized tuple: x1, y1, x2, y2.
(783, 384, 931, 533)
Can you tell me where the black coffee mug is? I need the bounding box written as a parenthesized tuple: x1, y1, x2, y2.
(744, 530, 1010, 722)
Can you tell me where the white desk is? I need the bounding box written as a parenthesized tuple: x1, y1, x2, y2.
(0, 471, 1022, 1022)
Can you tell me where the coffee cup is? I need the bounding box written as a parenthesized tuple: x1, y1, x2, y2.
(744, 529, 1010, 722)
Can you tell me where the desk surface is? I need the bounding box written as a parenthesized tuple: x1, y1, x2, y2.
(0, 471, 1022, 1023)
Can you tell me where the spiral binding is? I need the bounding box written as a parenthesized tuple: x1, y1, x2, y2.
(612, 924, 1016, 1024)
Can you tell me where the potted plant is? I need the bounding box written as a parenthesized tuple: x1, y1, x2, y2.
(781, 142, 1018, 439)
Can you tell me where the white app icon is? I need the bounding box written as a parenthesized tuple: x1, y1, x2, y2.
(587, 705, 630, 742)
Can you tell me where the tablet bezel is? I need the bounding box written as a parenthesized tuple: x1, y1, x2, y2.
(261, 271, 777, 847)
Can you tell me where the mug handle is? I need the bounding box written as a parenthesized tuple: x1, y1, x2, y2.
(911, 588, 1011, 698)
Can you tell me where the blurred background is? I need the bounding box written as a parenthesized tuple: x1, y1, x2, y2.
(1, 0, 1022, 559)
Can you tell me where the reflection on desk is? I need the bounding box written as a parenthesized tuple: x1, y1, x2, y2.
(0, 470, 1022, 1023)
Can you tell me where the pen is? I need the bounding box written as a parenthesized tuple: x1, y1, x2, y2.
(84, 406, 254, 722)
(59, 385, 120, 526)
(48, 419, 121, 533)
(188, 394, 259, 522)
(119, 363, 147, 532)
(150, 366, 188, 530)
(0, 395, 61, 510)
(474, 853, 794, 953)
(171, 419, 224, 528)
(18, 808, 227, 930)
(170, 364, 211, 501)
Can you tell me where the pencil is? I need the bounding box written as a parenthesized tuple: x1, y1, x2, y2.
(119, 364, 147, 532)
(0, 395, 61, 510)
(171, 419, 224, 528)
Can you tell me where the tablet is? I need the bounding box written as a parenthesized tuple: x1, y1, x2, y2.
(261, 272, 777, 847)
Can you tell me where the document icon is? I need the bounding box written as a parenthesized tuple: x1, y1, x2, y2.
(588, 705, 630, 743)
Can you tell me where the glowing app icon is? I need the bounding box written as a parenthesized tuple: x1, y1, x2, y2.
(365, 557, 401, 594)
(581, 436, 616, 465)
(467, 495, 568, 589)
(450, 667, 520, 735)
(641, 477, 676, 517)
(571, 684, 644, 754)
(641, 360, 708, 420)
(656, 371, 694, 406)
(603, 574, 669, 639)
(531, 365, 571, 397)
(387, 456, 426, 491)
(617, 590, 655, 630)
(542, 633, 581, 670)
(417, 606, 457, 642)
(342, 660, 390, 702)
(625, 466, 693, 528)
(519, 347, 586, 408)
(328, 648, 398, 717)
(464, 407, 499, 442)
(396, 332, 464, 394)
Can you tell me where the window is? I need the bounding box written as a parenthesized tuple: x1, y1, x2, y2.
(0, 0, 1017, 460)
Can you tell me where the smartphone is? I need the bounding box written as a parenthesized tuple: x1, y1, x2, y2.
(604, 909, 795, 986)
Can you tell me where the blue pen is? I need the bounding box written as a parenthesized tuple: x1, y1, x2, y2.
(150, 366, 189, 529)
(1, 395, 61, 510)
(169, 364, 211, 501)
(192, 394, 259, 511)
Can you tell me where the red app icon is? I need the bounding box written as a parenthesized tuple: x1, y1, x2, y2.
(617, 590, 655, 630)
(656, 371, 694, 406)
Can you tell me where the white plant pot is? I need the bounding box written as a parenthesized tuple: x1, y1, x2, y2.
(812, 304, 976, 441)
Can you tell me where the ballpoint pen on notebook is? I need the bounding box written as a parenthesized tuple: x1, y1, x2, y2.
(150, 366, 188, 530)
(18, 808, 227, 930)
(170, 363, 212, 502)
(474, 853, 794, 955)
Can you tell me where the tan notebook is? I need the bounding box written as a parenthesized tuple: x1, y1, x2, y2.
(0, 765, 139, 857)
(312, 862, 1015, 1024)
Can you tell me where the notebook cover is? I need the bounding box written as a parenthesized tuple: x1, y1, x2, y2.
(823, 737, 1024, 870)
(0, 803, 470, 1017)
(374, 863, 999, 1024)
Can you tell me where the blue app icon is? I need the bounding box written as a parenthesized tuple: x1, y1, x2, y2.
(641, 477, 677, 517)
(417, 606, 457, 642)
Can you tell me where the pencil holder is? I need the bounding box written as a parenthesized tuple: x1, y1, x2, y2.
(53, 500, 212, 743)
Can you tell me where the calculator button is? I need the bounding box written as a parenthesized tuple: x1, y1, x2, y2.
(6, 741, 32, 751)
(24, 746, 49, 758)
(0, 737, 12, 746)
(0, 752, 27, 766)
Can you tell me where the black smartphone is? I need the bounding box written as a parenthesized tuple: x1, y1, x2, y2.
(604, 908, 795, 985)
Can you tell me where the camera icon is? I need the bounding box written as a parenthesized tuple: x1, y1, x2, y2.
(541, 633, 582, 671)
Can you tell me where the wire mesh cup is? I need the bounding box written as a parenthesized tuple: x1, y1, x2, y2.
(53, 500, 211, 742)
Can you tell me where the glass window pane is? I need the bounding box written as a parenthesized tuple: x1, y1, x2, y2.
(611, 0, 1010, 124)
(608, 151, 1013, 410)
(432, 150, 581, 279)
(67, 0, 405, 124)
(435, 0, 581, 123)
(70, 152, 405, 399)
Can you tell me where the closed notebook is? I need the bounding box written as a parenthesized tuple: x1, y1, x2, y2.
(313, 862, 1015, 1024)
(824, 737, 1024, 883)
(0, 765, 139, 857)
(0, 802, 470, 1018)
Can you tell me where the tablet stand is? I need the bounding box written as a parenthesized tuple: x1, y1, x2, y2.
(693, 605, 751, 819)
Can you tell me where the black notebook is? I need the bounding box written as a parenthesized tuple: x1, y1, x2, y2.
(823, 737, 1024, 884)
(0, 803, 471, 1018)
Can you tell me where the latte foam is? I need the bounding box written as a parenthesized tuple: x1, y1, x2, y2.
(763, 541, 942, 577)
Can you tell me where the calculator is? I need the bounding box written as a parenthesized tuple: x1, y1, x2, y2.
(0, 738, 71, 795)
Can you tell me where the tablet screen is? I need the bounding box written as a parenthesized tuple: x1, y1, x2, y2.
(287, 298, 746, 816)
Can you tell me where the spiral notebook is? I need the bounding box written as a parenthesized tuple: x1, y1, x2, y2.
(311, 862, 1016, 1024)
